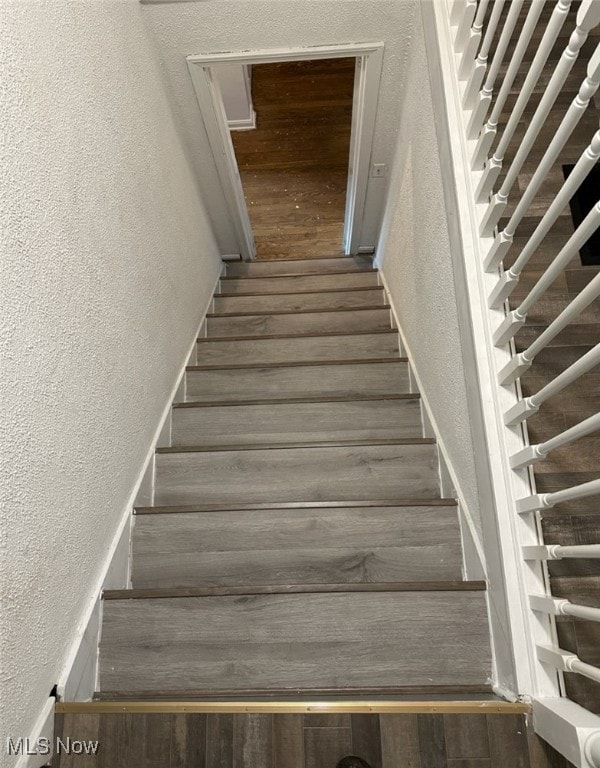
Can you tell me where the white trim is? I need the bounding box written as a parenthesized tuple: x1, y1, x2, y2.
(186, 43, 384, 259)
(228, 111, 257, 131)
(14, 697, 55, 768)
(56, 266, 224, 703)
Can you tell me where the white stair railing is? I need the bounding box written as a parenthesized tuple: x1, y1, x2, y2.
(472, 0, 547, 169)
(435, 0, 600, 765)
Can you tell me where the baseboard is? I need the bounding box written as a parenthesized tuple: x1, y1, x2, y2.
(377, 269, 488, 582)
(228, 111, 257, 131)
(56, 265, 224, 703)
(13, 697, 55, 768)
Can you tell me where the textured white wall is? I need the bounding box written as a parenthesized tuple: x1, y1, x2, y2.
(141, 0, 418, 253)
(0, 1, 221, 760)
(376, 8, 483, 541)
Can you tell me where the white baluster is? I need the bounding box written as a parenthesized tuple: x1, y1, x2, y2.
(480, 1, 600, 236)
(485, 43, 600, 264)
(531, 594, 600, 622)
(493, 203, 600, 346)
(488, 129, 600, 289)
(467, 0, 525, 140)
(510, 412, 600, 468)
(463, 0, 507, 109)
(504, 343, 600, 425)
(523, 544, 600, 559)
(459, 0, 491, 80)
(472, 1, 547, 169)
(475, 0, 573, 202)
(498, 271, 600, 385)
(516, 476, 600, 514)
(538, 646, 600, 685)
(455, 0, 479, 53)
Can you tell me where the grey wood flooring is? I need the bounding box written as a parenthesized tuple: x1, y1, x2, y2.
(226, 255, 373, 277)
(154, 443, 439, 506)
(171, 398, 422, 447)
(219, 272, 378, 295)
(206, 307, 392, 337)
(131, 505, 463, 587)
(185, 361, 410, 402)
(99, 591, 490, 690)
(213, 287, 385, 314)
(52, 713, 574, 768)
(195, 332, 399, 367)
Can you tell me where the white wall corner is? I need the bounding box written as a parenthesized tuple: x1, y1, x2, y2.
(13, 697, 55, 768)
(55, 267, 222, 705)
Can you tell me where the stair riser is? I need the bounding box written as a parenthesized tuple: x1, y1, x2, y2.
(226, 257, 372, 277)
(154, 444, 439, 506)
(206, 308, 391, 338)
(132, 507, 463, 587)
(171, 399, 422, 447)
(99, 592, 491, 691)
(185, 361, 410, 402)
(213, 288, 385, 314)
(196, 333, 399, 367)
(220, 272, 379, 294)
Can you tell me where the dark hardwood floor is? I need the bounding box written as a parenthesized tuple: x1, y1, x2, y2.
(230, 59, 354, 260)
(50, 712, 574, 767)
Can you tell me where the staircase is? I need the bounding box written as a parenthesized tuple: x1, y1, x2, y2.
(96, 255, 491, 699)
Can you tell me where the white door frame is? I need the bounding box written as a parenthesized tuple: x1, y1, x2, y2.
(187, 42, 385, 260)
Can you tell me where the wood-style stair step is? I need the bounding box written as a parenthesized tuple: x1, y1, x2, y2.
(206, 306, 392, 337)
(170, 395, 421, 447)
(129, 504, 463, 588)
(98, 588, 490, 692)
(195, 331, 399, 367)
(218, 271, 378, 295)
(185, 358, 409, 402)
(153, 440, 439, 506)
(213, 286, 385, 313)
(225, 255, 374, 277)
(92, 684, 495, 700)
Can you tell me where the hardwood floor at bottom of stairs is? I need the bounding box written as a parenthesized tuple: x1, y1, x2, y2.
(98, 591, 490, 692)
(51, 713, 576, 768)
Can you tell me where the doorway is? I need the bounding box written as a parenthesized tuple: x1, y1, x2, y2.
(187, 43, 384, 260)
(229, 58, 355, 260)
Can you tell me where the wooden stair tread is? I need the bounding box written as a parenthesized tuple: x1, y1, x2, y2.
(170, 398, 423, 448)
(92, 684, 495, 700)
(157, 437, 435, 453)
(134, 499, 459, 514)
(197, 328, 396, 342)
(104, 581, 486, 600)
(215, 285, 384, 297)
(206, 305, 389, 317)
(131, 505, 465, 587)
(206, 307, 392, 337)
(192, 332, 400, 367)
(174, 393, 419, 408)
(99, 590, 490, 691)
(187, 356, 408, 371)
(219, 269, 373, 280)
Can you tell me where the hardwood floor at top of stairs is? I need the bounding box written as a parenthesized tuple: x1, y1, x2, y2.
(230, 59, 355, 259)
(93, 255, 491, 698)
